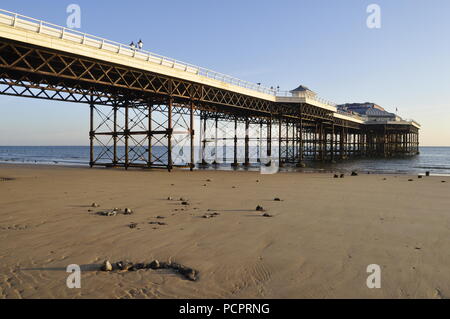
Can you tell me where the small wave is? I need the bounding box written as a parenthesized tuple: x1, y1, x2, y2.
(415, 166, 450, 170)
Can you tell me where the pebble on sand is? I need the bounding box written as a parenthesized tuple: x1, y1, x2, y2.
(181, 201, 190, 206)
(100, 210, 117, 217)
(274, 198, 281, 201)
(116, 261, 134, 271)
(334, 174, 339, 179)
(340, 174, 345, 178)
(256, 205, 265, 212)
(262, 213, 273, 218)
(148, 260, 160, 269)
(101, 260, 113, 272)
(91, 203, 100, 208)
(351, 171, 358, 176)
(124, 208, 133, 215)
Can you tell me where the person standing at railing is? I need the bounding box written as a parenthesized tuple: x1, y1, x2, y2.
(138, 39, 144, 50)
(130, 41, 135, 49)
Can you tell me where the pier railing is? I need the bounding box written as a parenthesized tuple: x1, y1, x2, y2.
(0, 9, 278, 95)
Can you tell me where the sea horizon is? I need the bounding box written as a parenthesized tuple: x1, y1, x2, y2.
(1, 145, 450, 176)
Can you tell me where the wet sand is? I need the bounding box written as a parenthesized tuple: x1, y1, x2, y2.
(0, 164, 449, 299)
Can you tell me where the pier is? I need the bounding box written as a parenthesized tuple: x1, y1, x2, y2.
(0, 9, 420, 171)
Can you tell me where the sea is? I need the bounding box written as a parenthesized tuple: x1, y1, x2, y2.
(0, 146, 449, 176)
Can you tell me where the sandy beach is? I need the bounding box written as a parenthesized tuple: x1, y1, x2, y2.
(0, 164, 449, 299)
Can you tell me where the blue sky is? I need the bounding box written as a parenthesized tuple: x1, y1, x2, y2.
(0, 0, 449, 145)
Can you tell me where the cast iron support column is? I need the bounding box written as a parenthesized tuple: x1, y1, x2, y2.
(244, 119, 250, 166)
(201, 116, 207, 165)
(89, 101, 94, 168)
(124, 101, 129, 170)
(279, 115, 283, 167)
(147, 102, 152, 168)
(190, 101, 195, 171)
(331, 123, 335, 162)
(232, 117, 238, 167)
(167, 98, 173, 172)
(213, 117, 218, 165)
(258, 122, 263, 163)
(299, 117, 304, 165)
(267, 117, 272, 164)
(113, 102, 118, 166)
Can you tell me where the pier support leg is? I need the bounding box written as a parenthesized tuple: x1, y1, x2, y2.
(190, 101, 195, 171)
(279, 116, 283, 167)
(232, 117, 238, 167)
(167, 98, 173, 172)
(298, 118, 304, 166)
(147, 102, 152, 168)
(267, 117, 272, 165)
(89, 101, 94, 168)
(201, 116, 207, 165)
(244, 119, 250, 166)
(113, 103, 118, 166)
(124, 101, 129, 170)
(331, 124, 335, 163)
(213, 117, 218, 165)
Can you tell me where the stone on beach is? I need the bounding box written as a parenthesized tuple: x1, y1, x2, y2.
(256, 205, 265, 212)
(351, 171, 358, 176)
(148, 260, 160, 269)
(262, 213, 273, 218)
(179, 267, 198, 281)
(101, 260, 113, 272)
(274, 198, 281, 201)
(100, 210, 117, 217)
(124, 208, 133, 215)
(91, 203, 100, 208)
(118, 261, 134, 271)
